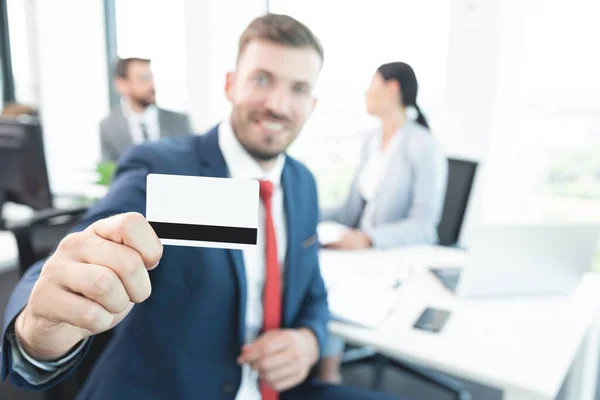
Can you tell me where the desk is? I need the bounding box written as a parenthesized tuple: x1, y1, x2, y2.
(323, 246, 600, 400)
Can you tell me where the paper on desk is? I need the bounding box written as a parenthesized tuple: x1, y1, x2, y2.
(317, 221, 349, 245)
(319, 249, 412, 290)
(319, 249, 411, 329)
(328, 277, 400, 329)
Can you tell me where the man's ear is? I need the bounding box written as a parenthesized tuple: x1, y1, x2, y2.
(115, 77, 129, 97)
(308, 96, 318, 117)
(225, 72, 235, 102)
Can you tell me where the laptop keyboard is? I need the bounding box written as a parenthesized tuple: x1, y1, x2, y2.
(430, 268, 462, 293)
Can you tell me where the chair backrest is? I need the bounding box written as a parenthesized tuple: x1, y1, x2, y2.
(12, 206, 88, 276)
(437, 158, 478, 246)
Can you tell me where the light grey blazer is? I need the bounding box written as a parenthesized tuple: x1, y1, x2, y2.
(321, 121, 448, 248)
(100, 107, 192, 162)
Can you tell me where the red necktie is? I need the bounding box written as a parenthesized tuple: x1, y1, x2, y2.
(259, 180, 281, 400)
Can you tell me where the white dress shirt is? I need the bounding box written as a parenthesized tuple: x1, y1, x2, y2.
(121, 98, 161, 144)
(218, 121, 287, 400)
(357, 127, 404, 230)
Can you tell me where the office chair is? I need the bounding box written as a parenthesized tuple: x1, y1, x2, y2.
(10, 206, 88, 276)
(437, 159, 478, 246)
(9, 205, 115, 400)
(341, 158, 478, 400)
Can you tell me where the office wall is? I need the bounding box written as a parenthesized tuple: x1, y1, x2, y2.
(184, 0, 266, 132)
(115, 0, 188, 113)
(33, 0, 109, 194)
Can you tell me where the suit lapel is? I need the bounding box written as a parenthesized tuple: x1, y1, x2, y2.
(281, 163, 300, 326)
(157, 109, 170, 137)
(110, 107, 133, 153)
(113, 108, 133, 150)
(195, 127, 248, 345)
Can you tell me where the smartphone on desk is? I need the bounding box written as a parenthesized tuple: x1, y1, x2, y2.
(413, 307, 451, 333)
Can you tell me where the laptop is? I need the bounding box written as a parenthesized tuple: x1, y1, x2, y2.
(431, 224, 600, 298)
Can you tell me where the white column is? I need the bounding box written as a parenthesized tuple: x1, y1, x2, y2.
(443, 0, 526, 246)
(184, 0, 266, 132)
(32, 0, 110, 194)
(23, 0, 41, 107)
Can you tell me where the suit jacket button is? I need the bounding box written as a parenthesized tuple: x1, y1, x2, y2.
(222, 383, 237, 394)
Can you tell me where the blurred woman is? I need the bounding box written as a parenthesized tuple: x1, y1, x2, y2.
(322, 62, 447, 251)
(319, 62, 448, 382)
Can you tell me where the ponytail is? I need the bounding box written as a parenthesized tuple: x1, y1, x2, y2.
(413, 104, 429, 130)
(376, 62, 429, 131)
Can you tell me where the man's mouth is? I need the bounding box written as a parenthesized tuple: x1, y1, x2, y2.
(257, 119, 286, 134)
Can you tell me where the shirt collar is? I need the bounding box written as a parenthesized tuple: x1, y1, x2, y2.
(370, 121, 411, 155)
(218, 120, 286, 187)
(121, 97, 158, 120)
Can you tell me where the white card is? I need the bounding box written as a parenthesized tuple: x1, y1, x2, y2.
(146, 174, 259, 249)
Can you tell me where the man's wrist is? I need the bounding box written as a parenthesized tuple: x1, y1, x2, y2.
(14, 310, 37, 358)
(14, 309, 71, 362)
(296, 327, 319, 365)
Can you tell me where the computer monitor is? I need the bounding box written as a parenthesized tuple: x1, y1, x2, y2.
(0, 116, 52, 227)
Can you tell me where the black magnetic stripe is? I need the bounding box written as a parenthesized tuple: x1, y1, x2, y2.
(149, 221, 257, 245)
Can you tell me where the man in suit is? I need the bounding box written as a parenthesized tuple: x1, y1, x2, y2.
(1, 14, 404, 400)
(100, 57, 192, 162)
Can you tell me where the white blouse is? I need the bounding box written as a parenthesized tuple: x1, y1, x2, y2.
(357, 128, 404, 230)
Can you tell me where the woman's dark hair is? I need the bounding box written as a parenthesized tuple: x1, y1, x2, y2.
(377, 62, 429, 129)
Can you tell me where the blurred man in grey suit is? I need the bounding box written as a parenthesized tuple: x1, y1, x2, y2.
(100, 58, 192, 162)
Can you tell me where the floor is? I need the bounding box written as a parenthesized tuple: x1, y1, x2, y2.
(0, 268, 597, 400)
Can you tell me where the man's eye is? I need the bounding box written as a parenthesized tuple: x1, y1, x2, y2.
(254, 75, 269, 86)
(294, 86, 309, 95)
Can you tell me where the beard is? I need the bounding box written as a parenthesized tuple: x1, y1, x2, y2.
(131, 91, 156, 109)
(243, 138, 280, 161)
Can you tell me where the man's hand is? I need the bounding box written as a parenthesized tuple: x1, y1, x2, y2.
(237, 328, 319, 392)
(327, 229, 372, 250)
(14, 212, 163, 361)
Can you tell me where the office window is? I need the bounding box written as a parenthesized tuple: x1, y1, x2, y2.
(6, 0, 34, 105)
(488, 0, 600, 225)
(114, 0, 187, 112)
(0, 0, 10, 108)
(268, 0, 452, 207)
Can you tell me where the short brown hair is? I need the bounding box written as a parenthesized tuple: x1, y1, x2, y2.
(238, 14, 324, 63)
(114, 57, 151, 79)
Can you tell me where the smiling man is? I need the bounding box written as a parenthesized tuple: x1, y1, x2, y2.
(1, 14, 404, 400)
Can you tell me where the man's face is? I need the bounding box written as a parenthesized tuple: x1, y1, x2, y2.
(117, 61, 156, 108)
(225, 40, 321, 161)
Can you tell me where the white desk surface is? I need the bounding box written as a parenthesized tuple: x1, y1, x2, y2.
(0, 231, 18, 273)
(323, 245, 600, 400)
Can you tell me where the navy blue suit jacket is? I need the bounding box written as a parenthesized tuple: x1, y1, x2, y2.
(1, 126, 329, 399)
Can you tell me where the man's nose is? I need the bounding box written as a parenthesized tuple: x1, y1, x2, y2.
(264, 86, 292, 117)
